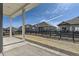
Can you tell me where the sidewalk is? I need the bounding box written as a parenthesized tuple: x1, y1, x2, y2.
(15, 34, 79, 55)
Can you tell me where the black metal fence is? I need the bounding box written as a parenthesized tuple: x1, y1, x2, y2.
(24, 30, 79, 43)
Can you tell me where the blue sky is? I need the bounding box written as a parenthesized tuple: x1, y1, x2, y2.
(3, 3, 79, 28)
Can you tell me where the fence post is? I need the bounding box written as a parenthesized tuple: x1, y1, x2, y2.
(72, 31, 75, 43)
(49, 31, 51, 37)
(59, 30, 61, 40)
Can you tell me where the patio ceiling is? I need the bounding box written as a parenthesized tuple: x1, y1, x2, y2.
(3, 3, 39, 18)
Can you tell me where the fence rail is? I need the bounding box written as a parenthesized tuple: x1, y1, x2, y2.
(24, 30, 79, 42)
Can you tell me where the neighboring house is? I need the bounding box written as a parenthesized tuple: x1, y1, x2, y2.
(18, 24, 33, 32)
(58, 16, 79, 31)
(17, 22, 57, 33)
(3, 27, 18, 35)
(25, 24, 33, 32)
(3, 28, 9, 36)
(33, 22, 57, 32)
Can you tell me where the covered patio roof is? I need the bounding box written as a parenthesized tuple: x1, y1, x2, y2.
(3, 3, 39, 17)
(3, 3, 39, 38)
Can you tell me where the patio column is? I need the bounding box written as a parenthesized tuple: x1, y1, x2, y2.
(22, 9, 26, 39)
(9, 17, 12, 37)
(0, 3, 3, 53)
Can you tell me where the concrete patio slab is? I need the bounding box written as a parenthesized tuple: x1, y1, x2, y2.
(3, 37, 67, 56)
(3, 37, 27, 52)
(4, 44, 59, 56)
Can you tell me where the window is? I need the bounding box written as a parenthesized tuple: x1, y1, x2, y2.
(75, 27, 79, 31)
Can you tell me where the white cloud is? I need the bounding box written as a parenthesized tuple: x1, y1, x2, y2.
(51, 4, 72, 14)
(47, 15, 63, 22)
(40, 14, 63, 23)
(40, 19, 47, 22)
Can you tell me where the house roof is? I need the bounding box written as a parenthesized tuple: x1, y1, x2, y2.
(34, 22, 53, 27)
(25, 24, 33, 28)
(5, 27, 18, 31)
(18, 22, 56, 30)
(58, 21, 70, 26)
(58, 16, 79, 26)
(66, 16, 79, 24)
(18, 24, 32, 30)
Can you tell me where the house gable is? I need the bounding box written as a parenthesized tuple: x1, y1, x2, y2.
(58, 22, 70, 26)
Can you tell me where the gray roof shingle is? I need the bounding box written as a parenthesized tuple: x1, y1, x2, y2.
(58, 16, 79, 26)
(66, 16, 79, 24)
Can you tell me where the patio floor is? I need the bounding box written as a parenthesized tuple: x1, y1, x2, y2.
(1, 37, 67, 56)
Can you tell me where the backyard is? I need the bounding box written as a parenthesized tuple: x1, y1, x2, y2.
(2, 3, 79, 56)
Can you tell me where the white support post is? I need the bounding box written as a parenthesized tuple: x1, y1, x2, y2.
(22, 9, 25, 39)
(9, 17, 12, 37)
